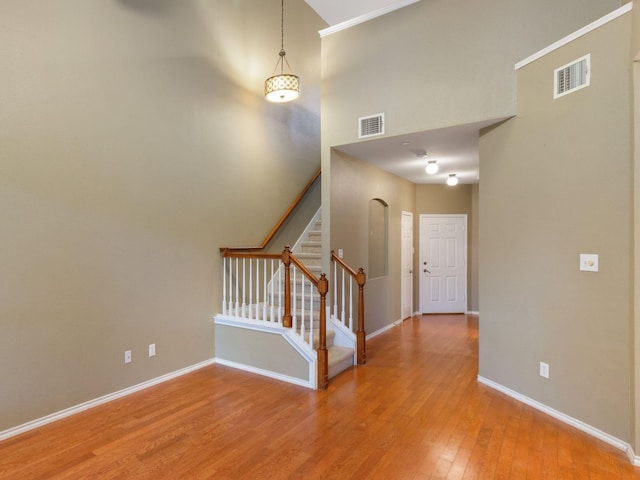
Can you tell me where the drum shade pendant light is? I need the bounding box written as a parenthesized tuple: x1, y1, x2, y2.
(265, 0, 300, 103)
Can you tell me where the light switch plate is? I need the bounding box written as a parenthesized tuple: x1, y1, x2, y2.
(580, 254, 598, 272)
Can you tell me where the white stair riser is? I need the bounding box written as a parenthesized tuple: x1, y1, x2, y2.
(300, 243, 322, 254)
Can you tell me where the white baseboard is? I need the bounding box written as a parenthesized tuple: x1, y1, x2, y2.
(367, 322, 398, 340)
(0, 359, 216, 443)
(477, 375, 639, 465)
(214, 358, 314, 390)
(466, 311, 480, 316)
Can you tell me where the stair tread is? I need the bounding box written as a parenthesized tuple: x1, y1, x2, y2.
(328, 346, 354, 379)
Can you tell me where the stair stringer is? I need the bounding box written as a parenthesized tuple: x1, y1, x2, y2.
(291, 208, 322, 254)
(214, 313, 318, 389)
(328, 308, 357, 354)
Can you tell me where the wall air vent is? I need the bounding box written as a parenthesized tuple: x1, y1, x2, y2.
(554, 54, 590, 99)
(359, 113, 385, 138)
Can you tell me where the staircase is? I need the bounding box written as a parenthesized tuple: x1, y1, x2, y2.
(217, 205, 364, 389)
(291, 217, 354, 379)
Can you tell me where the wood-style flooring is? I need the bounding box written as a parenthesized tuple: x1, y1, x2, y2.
(1, 315, 639, 479)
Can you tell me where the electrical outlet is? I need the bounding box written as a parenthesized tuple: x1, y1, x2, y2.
(149, 343, 156, 357)
(539, 361, 549, 379)
(124, 350, 132, 364)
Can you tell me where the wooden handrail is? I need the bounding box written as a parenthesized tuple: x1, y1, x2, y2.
(220, 168, 320, 253)
(331, 251, 367, 366)
(220, 251, 282, 259)
(290, 255, 320, 286)
(331, 251, 359, 277)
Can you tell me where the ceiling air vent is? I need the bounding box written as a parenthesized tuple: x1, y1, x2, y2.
(554, 54, 590, 99)
(359, 113, 385, 138)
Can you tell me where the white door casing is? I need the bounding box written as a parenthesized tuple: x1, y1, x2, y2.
(401, 211, 413, 320)
(419, 215, 467, 314)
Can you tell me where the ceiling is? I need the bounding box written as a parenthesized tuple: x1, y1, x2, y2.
(303, 0, 404, 26)
(335, 119, 506, 185)
(303, 0, 503, 186)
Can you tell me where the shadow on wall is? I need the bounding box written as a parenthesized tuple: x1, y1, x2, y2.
(116, 0, 174, 15)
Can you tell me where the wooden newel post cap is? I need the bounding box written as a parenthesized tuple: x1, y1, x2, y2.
(318, 273, 328, 295)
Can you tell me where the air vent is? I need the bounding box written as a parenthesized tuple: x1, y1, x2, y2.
(359, 113, 385, 138)
(554, 54, 590, 99)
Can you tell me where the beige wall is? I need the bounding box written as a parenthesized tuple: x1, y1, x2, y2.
(320, 0, 618, 337)
(632, 0, 640, 451)
(215, 325, 310, 381)
(415, 184, 478, 312)
(479, 12, 632, 441)
(0, 0, 324, 431)
(330, 150, 415, 334)
(321, 0, 620, 149)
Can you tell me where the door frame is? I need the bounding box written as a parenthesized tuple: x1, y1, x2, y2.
(400, 211, 414, 320)
(419, 214, 468, 314)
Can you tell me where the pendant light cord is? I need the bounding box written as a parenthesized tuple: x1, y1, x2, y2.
(271, 0, 294, 75)
(280, 0, 284, 53)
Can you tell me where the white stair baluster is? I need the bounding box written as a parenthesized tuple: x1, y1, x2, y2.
(293, 266, 298, 331)
(222, 257, 227, 315)
(349, 277, 354, 331)
(300, 272, 307, 340)
(263, 258, 267, 322)
(308, 278, 313, 349)
(270, 259, 275, 323)
(341, 268, 346, 326)
(332, 261, 338, 319)
(235, 258, 240, 316)
(242, 258, 246, 318)
(248, 258, 253, 319)
(277, 261, 282, 324)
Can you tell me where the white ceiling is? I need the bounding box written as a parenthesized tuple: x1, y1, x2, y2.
(303, 0, 503, 185)
(303, 0, 404, 26)
(335, 119, 506, 185)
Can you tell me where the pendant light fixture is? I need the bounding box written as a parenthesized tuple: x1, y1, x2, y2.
(446, 174, 459, 186)
(265, 0, 300, 103)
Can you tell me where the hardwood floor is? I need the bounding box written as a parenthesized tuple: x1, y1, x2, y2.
(1, 315, 639, 479)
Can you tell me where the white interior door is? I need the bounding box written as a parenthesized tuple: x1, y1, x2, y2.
(401, 211, 413, 320)
(420, 215, 467, 314)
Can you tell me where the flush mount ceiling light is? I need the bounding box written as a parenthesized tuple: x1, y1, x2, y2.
(446, 174, 459, 186)
(265, 0, 300, 103)
(425, 161, 439, 175)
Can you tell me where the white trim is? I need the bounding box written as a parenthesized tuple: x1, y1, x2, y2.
(0, 359, 216, 443)
(400, 210, 414, 321)
(319, 0, 420, 37)
(466, 311, 480, 316)
(515, 3, 632, 70)
(214, 314, 285, 334)
(215, 358, 315, 390)
(477, 376, 636, 462)
(367, 321, 399, 339)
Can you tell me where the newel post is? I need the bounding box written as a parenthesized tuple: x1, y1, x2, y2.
(356, 268, 366, 365)
(282, 246, 292, 328)
(317, 273, 329, 390)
